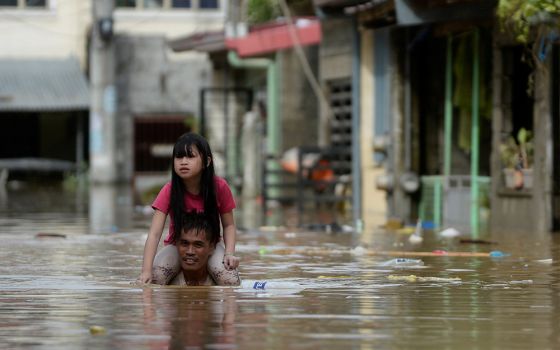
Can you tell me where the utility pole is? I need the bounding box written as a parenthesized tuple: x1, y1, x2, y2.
(90, 0, 117, 183)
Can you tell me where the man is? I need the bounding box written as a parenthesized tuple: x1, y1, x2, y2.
(170, 212, 222, 286)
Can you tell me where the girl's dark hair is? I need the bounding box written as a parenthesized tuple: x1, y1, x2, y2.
(170, 132, 220, 243)
(181, 211, 220, 246)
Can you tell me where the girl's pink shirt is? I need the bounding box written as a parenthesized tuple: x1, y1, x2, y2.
(151, 176, 236, 245)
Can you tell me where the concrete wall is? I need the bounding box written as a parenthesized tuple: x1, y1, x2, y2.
(114, 7, 225, 40)
(116, 35, 211, 115)
(279, 47, 319, 151)
(115, 35, 213, 181)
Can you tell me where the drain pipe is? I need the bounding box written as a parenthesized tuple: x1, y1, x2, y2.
(470, 29, 480, 238)
(351, 21, 363, 232)
(227, 51, 280, 196)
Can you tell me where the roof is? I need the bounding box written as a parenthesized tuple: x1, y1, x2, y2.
(168, 30, 226, 53)
(225, 17, 322, 57)
(169, 17, 322, 58)
(0, 57, 90, 112)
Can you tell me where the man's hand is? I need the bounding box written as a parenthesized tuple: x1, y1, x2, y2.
(223, 253, 240, 270)
(137, 271, 153, 284)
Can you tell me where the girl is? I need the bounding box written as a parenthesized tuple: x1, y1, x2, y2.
(138, 132, 240, 285)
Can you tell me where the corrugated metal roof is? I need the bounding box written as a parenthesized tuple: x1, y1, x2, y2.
(0, 57, 90, 112)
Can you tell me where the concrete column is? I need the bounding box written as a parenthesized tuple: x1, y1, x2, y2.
(89, 0, 118, 183)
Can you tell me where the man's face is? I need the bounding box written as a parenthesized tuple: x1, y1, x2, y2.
(177, 228, 215, 273)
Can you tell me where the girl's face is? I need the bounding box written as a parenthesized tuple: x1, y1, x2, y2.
(174, 145, 206, 182)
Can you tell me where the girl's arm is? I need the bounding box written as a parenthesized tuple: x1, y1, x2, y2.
(138, 209, 167, 283)
(220, 211, 239, 270)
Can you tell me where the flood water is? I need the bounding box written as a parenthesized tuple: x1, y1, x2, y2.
(1, 186, 560, 349)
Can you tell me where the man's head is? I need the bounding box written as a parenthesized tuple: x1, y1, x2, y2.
(177, 212, 219, 274)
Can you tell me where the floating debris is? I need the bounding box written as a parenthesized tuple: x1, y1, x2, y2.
(534, 259, 553, 264)
(408, 219, 423, 244)
(35, 233, 67, 239)
(387, 275, 461, 283)
(489, 250, 510, 258)
(460, 239, 497, 245)
(509, 280, 533, 285)
(439, 227, 461, 238)
(89, 325, 106, 335)
(379, 258, 424, 267)
(350, 246, 367, 256)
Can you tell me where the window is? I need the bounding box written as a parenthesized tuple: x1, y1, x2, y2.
(143, 0, 162, 8)
(116, 0, 136, 8)
(116, 0, 218, 10)
(25, 0, 45, 6)
(0, 0, 18, 6)
(172, 0, 191, 8)
(199, 0, 217, 9)
(0, 0, 47, 7)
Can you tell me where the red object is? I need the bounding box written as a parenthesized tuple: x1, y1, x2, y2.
(432, 250, 448, 255)
(152, 177, 236, 245)
(226, 18, 322, 57)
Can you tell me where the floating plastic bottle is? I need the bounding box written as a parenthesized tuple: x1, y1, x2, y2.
(489, 250, 510, 258)
(379, 258, 424, 267)
(240, 280, 302, 290)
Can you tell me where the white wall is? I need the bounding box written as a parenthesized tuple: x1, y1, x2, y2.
(0, 0, 227, 66)
(0, 0, 91, 66)
(360, 30, 387, 231)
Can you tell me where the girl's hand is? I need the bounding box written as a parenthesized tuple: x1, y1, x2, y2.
(223, 253, 240, 270)
(137, 271, 153, 284)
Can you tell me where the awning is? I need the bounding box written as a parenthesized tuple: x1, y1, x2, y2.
(168, 31, 226, 53)
(0, 57, 90, 112)
(317, 0, 496, 27)
(225, 17, 322, 57)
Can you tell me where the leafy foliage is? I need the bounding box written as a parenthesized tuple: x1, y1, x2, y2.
(497, 0, 560, 43)
(247, 0, 314, 25)
(247, 0, 280, 25)
(500, 128, 533, 169)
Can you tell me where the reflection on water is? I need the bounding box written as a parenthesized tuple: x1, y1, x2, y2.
(1, 186, 560, 349)
(89, 184, 134, 234)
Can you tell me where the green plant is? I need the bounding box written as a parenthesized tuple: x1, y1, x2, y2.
(247, 0, 279, 25)
(499, 128, 534, 169)
(497, 0, 560, 44)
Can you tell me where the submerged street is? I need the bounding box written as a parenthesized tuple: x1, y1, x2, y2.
(1, 187, 559, 349)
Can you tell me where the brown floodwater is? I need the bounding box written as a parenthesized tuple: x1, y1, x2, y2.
(1, 186, 560, 349)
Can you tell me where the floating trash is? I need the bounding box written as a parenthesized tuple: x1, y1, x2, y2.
(408, 219, 423, 244)
(240, 280, 303, 290)
(350, 246, 367, 256)
(509, 280, 533, 285)
(35, 233, 67, 239)
(89, 326, 106, 335)
(379, 258, 424, 267)
(459, 239, 497, 245)
(439, 227, 461, 238)
(489, 250, 510, 258)
(387, 275, 461, 283)
(534, 259, 553, 264)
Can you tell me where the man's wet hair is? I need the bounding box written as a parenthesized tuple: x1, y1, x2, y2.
(178, 211, 220, 246)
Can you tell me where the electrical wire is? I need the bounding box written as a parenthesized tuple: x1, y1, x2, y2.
(277, 0, 334, 123)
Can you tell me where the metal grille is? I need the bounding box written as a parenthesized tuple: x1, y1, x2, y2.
(327, 78, 352, 177)
(134, 116, 192, 172)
